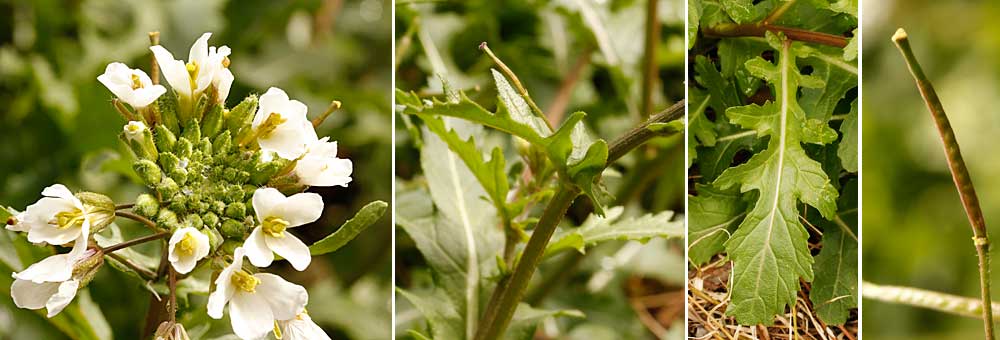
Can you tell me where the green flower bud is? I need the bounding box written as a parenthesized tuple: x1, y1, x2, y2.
(223, 184, 244, 203)
(191, 94, 209, 124)
(169, 194, 188, 212)
(156, 208, 178, 225)
(225, 94, 258, 137)
(153, 125, 177, 153)
(71, 248, 105, 287)
(133, 159, 162, 187)
(199, 137, 212, 156)
(224, 202, 246, 219)
(185, 214, 204, 229)
(213, 131, 232, 156)
(220, 239, 241, 255)
(169, 167, 189, 186)
(203, 226, 223, 252)
(188, 199, 209, 213)
(175, 138, 193, 158)
(134, 194, 160, 218)
(211, 201, 226, 215)
(157, 180, 179, 202)
(202, 104, 224, 138)
(158, 91, 181, 132)
(76, 192, 116, 233)
(251, 159, 289, 185)
(121, 121, 159, 161)
(202, 212, 220, 228)
(159, 152, 180, 171)
(220, 219, 247, 239)
(181, 120, 201, 142)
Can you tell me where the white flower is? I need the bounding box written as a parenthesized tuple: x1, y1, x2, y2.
(168, 227, 210, 274)
(6, 211, 29, 232)
(207, 248, 308, 340)
(276, 310, 330, 340)
(18, 184, 91, 246)
(97, 62, 167, 109)
(252, 87, 317, 160)
(294, 137, 353, 187)
(150, 33, 230, 101)
(10, 240, 91, 317)
(244, 188, 321, 271)
(123, 121, 147, 142)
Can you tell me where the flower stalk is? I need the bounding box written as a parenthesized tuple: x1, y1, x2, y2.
(892, 28, 995, 340)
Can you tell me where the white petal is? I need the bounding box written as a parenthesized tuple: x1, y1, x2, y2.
(265, 232, 311, 271)
(251, 188, 287, 221)
(275, 192, 323, 227)
(253, 87, 291, 127)
(280, 313, 331, 340)
(194, 230, 211, 259)
(296, 157, 353, 187)
(7, 212, 30, 232)
(254, 273, 308, 320)
(229, 293, 275, 340)
(208, 271, 235, 319)
(45, 279, 79, 317)
(188, 33, 212, 66)
(242, 227, 273, 268)
(150, 45, 191, 97)
(14, 252, 74, 283)
(214, 68, 234, 104)
(131, 85, 167, 108)
(27, 220, 81, 245)
(41, 184, 76, 203)
(23, 197, 80, 245)
(11, 279, 58, 310)
(258, 121, 314, 159)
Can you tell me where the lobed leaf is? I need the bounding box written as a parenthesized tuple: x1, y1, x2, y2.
(546, 207, 683, 257)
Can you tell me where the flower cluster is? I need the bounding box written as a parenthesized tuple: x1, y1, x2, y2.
(5, 32, 351, 340)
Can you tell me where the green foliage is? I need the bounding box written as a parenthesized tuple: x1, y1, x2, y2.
(689, 0, 858, 326)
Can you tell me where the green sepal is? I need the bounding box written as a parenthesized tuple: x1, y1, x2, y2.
(226, 94, 258, 137)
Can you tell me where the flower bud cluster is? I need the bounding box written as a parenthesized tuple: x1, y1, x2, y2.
(4, 32, 347, 340)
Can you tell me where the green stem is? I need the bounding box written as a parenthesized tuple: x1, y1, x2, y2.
(607, 100, 685, 165)
(893, 28, 995, 340)
(102, 232, 169, 253)
(474, 186, 580, 340)
(116, 211, 161, 232)
(863, 281, 1000, 321)
(106, 253, 156, 280)
(703, 22, 848, 48)
(763, 0, 796, 24)
(640, 0, 660, 120)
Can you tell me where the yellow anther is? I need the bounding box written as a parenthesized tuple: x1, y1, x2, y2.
(257, 113, 287, 139)
(176, 233, 197, 256)
(273, 321, 283, 339)
(222, 56, 231, 68)
(186, 62, 199, 75)
(230, 270, 260, 293)
(130, 74, 144, 89)
(52, 209, 86, 230)
(262, 216, 290, 238)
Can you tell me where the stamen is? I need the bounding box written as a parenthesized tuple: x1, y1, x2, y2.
(230, 270, 260, 293)
(176, 233, 196, 256)
(51, 209, 86, 230)
(222, 56, 231, 68)
(130, 74, 144, 89)
(257, 113, 287, 139)
(262, 216, 290, 238)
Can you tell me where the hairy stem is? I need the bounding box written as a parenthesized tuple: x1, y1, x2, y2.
(115, 203, 135, 210)
(864, 281, 1000, 321)
(607, 100, 685, 165)
(106, 253, 156, 280)
(168, 268, 178, 323)
(703, 23, 848, 48)
(640, 0, 660, 120)
(102, 232, 169, 253)
(479, 42, 554, 131)
(893, 28, 995, 340)
(116, 211, 162, 232)
(474, 186, 580, 340)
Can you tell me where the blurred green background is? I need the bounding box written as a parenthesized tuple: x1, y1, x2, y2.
(862, 0, 1000, 338)
(394, 0, 686, 338)
(0, 0, 391, 339)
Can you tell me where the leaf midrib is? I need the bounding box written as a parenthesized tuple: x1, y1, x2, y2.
(445, 140, 479, 339)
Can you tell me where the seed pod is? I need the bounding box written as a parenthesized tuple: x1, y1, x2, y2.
(135, 194, 160, 218)
(133, 159, 162, 187)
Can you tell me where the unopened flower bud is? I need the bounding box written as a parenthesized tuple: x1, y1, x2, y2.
(199, 137, 212, 155)
(154, 321, 190, 340)
(122, 121, 159, 161)
(224, 202, 245, 219)
(181, 120, 201, 142)
(220, 218, 247, 238)
(135, 194, 160, 218)
(175, 137, 193, 158)
(220, 239, 241, 254)
(203, 226, 223, 251)
(202, 212, 219, 228)
(211, 201, 226, 215)
(251, 158, 289, 185)
(71, 248, 105, 286)
(185, 214, 204, 229)
(157, 178, 179, 200)
(158, 91, 181, 132)
(202, 104, 224, 138)
(169, 194, 188, 212)
(158, 152, 180, 171)
(212, 131, 232, 156)
(75, 192, 116, 233)
(225, 94, 258, 137)
(169, 167, 189, 186)
(154, 125, 177, 153)
(133, 159, 162, 187)
(156, 209, 179, 225)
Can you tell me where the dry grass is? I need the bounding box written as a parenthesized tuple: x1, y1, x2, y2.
(687, 255, 858, 340)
